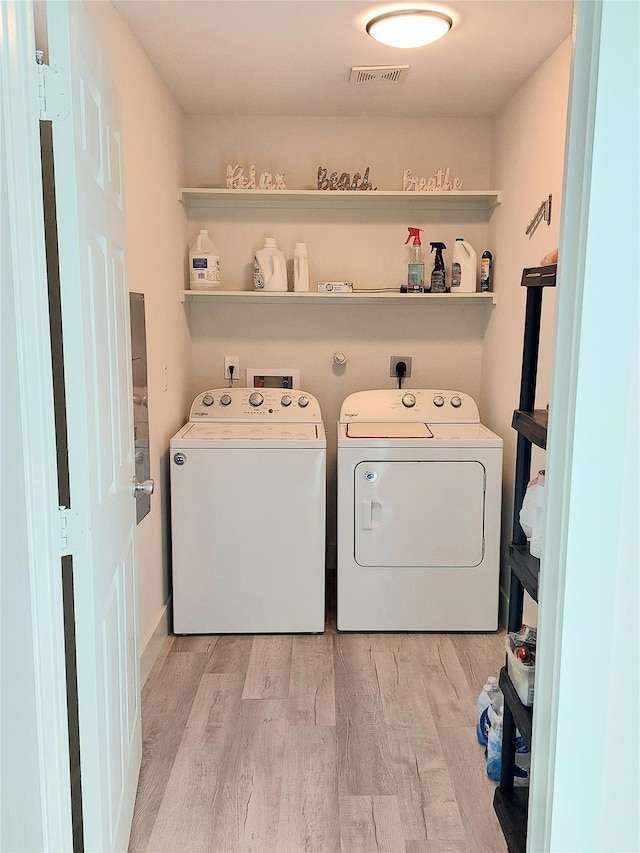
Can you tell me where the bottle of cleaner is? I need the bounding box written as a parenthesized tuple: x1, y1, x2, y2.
(430, 242, 447, 292)
(253, 237, 288, 292)
(405, 227, 425, 293)
(293, 242, 310, 292)
(480, 250, 493, 292)
(189, 229, 221, 290)
(451, 238, 477, 292)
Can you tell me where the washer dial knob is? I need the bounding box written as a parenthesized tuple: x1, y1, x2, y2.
(298, 395, 310, 408)
(249, 392, 264, 407)
(281, 394, 292, 407)
(220, 394, 232, 406)
(451, 395, 462, 408)
(433, 395, 445, 407)
(202, 394, 214, 406)
(402, 393, 416, 408)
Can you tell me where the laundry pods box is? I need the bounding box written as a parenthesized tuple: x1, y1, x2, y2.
(505, 636, 535, 706)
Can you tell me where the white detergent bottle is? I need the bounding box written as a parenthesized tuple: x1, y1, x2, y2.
(253, 237, 288, 291)
(294, 242, 310, 292)
(451, 237, 477, 292)
(189, 229, 221, 289)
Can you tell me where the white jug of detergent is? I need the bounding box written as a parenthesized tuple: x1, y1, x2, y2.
(293, 242, 309, 292)
(189, 229, 221, 289)
(451, 238, 477, 292)
(254, 237, 288, 291)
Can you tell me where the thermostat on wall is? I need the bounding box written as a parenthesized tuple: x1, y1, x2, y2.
(246, 368, 300, 389)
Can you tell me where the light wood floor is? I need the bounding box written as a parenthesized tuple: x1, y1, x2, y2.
(129, 617, 507, 853)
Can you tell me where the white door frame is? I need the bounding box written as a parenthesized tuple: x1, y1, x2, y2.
(0, 1, 73, 850)
(529, 1, 639, 849)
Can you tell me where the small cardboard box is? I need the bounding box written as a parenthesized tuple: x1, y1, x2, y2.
(505, 637, 535, 707)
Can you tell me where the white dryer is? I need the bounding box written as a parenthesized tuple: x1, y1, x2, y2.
(171, 388, 326, 634)
(337, 389, 502, 631)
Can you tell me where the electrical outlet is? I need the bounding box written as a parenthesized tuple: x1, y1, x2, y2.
(224, 355, 239, 382)
(390, 356, 412, 378)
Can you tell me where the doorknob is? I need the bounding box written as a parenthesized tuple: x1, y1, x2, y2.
(133, 478, 154, 496)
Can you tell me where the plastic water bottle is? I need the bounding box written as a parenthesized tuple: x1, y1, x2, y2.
(486, 712, 503, 781)
(189, 229, 221, 289)
(476, 678, 498, 745)
(486, 711, 530, 784)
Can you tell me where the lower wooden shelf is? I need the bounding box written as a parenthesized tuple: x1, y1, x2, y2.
(493, 786, 528, 853)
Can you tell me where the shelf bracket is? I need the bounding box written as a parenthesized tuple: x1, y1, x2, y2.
(525, 194, 552, 238)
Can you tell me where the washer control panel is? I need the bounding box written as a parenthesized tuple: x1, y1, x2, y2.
(189, 388, 322, 422)
(339, 389, 480, 424)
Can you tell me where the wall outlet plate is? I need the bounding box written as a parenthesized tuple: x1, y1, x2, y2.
(390, 356, 412, 378)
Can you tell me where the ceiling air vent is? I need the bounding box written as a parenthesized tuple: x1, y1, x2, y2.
(349, 65, 409, 84)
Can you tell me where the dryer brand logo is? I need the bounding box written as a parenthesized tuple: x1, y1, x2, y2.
(343, 413, 358, 418)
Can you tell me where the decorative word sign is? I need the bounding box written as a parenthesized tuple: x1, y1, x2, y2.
(317, 166, 376, 191)
(403, 167, 463, 192)
(226, 164, 287, 190)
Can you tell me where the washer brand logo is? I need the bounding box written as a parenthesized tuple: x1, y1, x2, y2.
(344, 412, 358, 418)
(192, 411, 208, 417)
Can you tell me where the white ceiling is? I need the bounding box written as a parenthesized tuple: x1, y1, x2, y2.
(113, 0, 573, 118)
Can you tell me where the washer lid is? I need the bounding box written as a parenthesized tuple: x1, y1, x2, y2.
(182, 422, 320, 441)
(346, 422, 433, 439)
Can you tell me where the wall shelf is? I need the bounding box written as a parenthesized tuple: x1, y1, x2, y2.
(179, 187, 502, 212)
(180, 290, 497, 305)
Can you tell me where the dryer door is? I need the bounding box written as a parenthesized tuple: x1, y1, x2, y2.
(355, 461, 485, 567)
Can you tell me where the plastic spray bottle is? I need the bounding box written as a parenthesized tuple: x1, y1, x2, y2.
(405, 227, 425, 293)
(430, 242, 447, 292)
(481, 250, 493, 292)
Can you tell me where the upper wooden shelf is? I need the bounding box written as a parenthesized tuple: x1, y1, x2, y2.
(180, 290, 497, 305)
(179, 188, 502, 211)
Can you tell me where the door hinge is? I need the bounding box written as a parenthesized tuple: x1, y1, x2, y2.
(37, 55, 70, 122)
(58, 506, 80, 557)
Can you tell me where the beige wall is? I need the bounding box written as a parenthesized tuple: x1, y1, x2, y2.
(482, 37, 572, 621)
(86, 2, 190, 677)
(183, 116, 495, 560)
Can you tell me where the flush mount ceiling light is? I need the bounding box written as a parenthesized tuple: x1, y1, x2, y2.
(366, 9, 452, 48)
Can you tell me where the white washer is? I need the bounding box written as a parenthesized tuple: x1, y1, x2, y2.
(171, 388, 326, 633)
(337, 389, 503, 631)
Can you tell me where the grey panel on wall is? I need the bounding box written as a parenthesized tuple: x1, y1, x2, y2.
(130, 292, 150, 524)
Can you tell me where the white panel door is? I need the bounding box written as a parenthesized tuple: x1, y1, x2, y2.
(354, 460, 485, 567)
(47, 2, 141, 850)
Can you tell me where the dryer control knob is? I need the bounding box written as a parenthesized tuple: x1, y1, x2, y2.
(433, 395, 445, 407)
(249, 392, 264, 407)
(281, 394, 292, 407)
(451, 395, 462, 408)
(402, 393, 416, 408)
(298, 395, 310, 408)
(220, 394, 232, 406)
(202, 393, 214, 406)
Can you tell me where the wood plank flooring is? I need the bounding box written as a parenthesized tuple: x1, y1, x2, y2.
(129, 623, 507, 853)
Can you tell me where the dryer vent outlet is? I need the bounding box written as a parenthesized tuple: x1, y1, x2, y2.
(390, 356, 412, 378)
